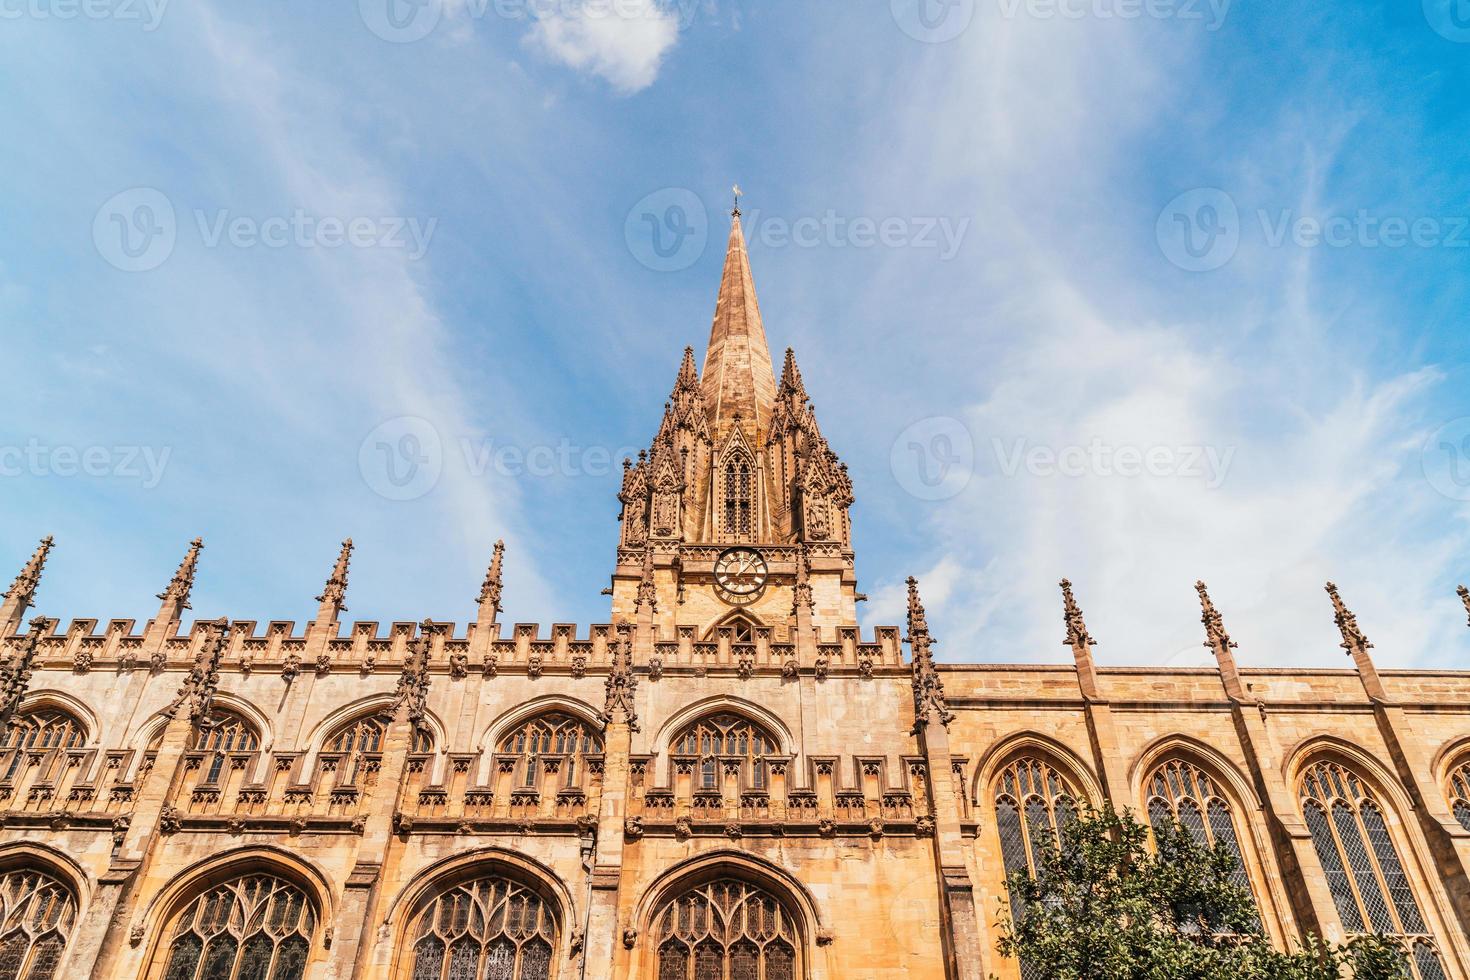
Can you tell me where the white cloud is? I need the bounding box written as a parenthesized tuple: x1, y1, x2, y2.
(523, 0, 680, 94)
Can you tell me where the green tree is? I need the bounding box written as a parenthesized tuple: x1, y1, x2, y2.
(994, 804, 1407, 980)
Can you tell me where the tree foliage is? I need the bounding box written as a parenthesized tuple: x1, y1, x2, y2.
(994, 804, 1408, 980)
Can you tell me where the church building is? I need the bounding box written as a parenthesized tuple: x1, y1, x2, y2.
(1, 210, 1469, 979)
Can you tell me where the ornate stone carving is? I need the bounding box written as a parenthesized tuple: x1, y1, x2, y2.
(129, 923, 145, 946)
(601, 624, 638, 732)
(781, 658, 799, 679)
(868, 817, 885, 839)
(674, 815, 693, 840)
(449, 652, 469, 679)
(570, 654, 587, 678)
(0, 618, 44, 728)
(281, 652, 301, 683)
(647, 656, 663, 681)
(914, 814, 936, 838)
(111, 815, 130, 846)
(817, 818, 836, 838)
(857, 655, 874, 679)
(393, 620, 436, 731)
(3, 535, 52, 612)
(482, 654, 498, 677)
(724, 822, 743, 840)
(906, 578, 952, 730)
(157, 537, 202, 611)
(622, 929, 637, 950)
(478, 539, 505, 614)
(527, 654, 543, 680)
(736, 654, 754, 679)
(813, 656, 829, 681)
(166, 620, 229, 729)
(72, 649, 92, 674)
(314, 652, 332, 676)
(159, 804, 182, 835)
(624, 816, 644, 841)
(316, 538, 352, 619)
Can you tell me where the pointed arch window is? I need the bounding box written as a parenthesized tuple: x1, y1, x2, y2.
(0, 868, 77, 980)
(993, 756, 1081, 980)
(192, 712, 260, 785)
(674, 714, 777, 793)
(153, 874, 315, 980)
(498, 713, 603, 790)
(1299, 760, 1446, 980)
(0, 708, 85, 783)
(721, 451, 754, 542)
(707, 613, 760, 645)
(1447, 758, 1470, 832)
(325, 712, 432, 784)
(1146, 759, 1256, 902)
(653, 879, 798, 980)
(405, 877, 556, 980)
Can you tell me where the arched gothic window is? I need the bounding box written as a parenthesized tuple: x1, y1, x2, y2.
(1146, 759, 1255, 900)
(325, 713, 432, 782)
(721, 453, 754, 542)
(674, 714, 777, 792)
(653, 879, 798, 980)
(155, 874, 315, 980)
(193, 712, 260, 785)
(1299, 760, 1446, 980)
(707, 614, 759, 645)
(497, 713, 603, 790)
(993, 756, 1080, 980)
(0, 868, 77, 980)
(1447, 758, 1470, 832)
(406, 877, 556, 980)
(0, 709, 84, 782)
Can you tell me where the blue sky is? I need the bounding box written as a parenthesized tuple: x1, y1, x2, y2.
(3, 0, 1470, 669)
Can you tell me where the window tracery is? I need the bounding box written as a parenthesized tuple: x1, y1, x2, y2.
(653, 879, 797, 980)
(674, 714, 777, 792)
(992, 756, 1080, 980)
(721, 452, 754, 542)
(154, 874, 315, 980)
(1299, 760, 1446, 980)
(192, 712, 260, 785)
(0, 868, 76, 980)
(1146, 759, 1255, 900)
(1447, 758, 1470, 833)
(325, 713, 432, 783)
(406, 877, 556, 980)
(497, 713, 603, 790)
(0, 709, 84, 782)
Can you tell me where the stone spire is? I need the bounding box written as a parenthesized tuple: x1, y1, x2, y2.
(1, 535, 53, 628)
(907, 577, 953, 730)
(634, 547, 657, 613)
(701, 211, 777, 445)
(1326, 582, 1387, 702)
(1459, 584, 1469, 630)
(393, 620, 437, 730)
(0, 617, 45, 729)
(1196, 581, 1247, 702)
(602, 622, 639, 731)
(156, 538, 203, 620)
(315, 538, 353, 622)
(168, 619, 230, 727)
(478, 540, 506, 617)
(1059, 578, 1104, 700)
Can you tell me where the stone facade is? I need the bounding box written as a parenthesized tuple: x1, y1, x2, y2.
(2, 212, 1469, 980)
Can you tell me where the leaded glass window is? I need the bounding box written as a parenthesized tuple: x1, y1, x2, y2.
(994, 757, 1080, 980)
(0, 709, 85, 782)
(1146, 759, 1256, 901)
(1447, 759, 1470, 833)
(193, 712, 260, 784)
(406, 877, 556, 980)
(498, 713, 603, 790)
(653, 879, 798, 980)
(156, 874, 315, 980)
(0, 868, 77, 980)
(326, 713, 431, 784)
(722, 452, 754, 542)
(1299, 760, 1444, 978)
(674, 714, 777, 792)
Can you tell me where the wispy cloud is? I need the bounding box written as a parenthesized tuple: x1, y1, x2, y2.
(523, 0, 682, 94)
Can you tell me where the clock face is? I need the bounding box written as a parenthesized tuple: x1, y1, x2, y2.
(713, 547, 768, 605)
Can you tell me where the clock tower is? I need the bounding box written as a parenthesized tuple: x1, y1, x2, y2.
(609, 207, 860, 647)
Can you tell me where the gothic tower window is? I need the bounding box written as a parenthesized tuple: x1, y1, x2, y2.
(1447, 758, 1470, 832)
(0, 708, 85, 783)
(1299, 760, 1446, 979)
(1146, 759, 1255, 901)
(0, 867, 77, 980)
(497, 713, 603, 790)
(405, 877, 556, 980)
(992, 756, 1080, 980)
(652, 878, 798, 980)
(721, 452, 754, 542)
(674, 714, 777, 793)
(707, 613, 759, 645)
(154, 874, 315, 980)
(193, 712, 259, 785)
(325, 712, 432, 785)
